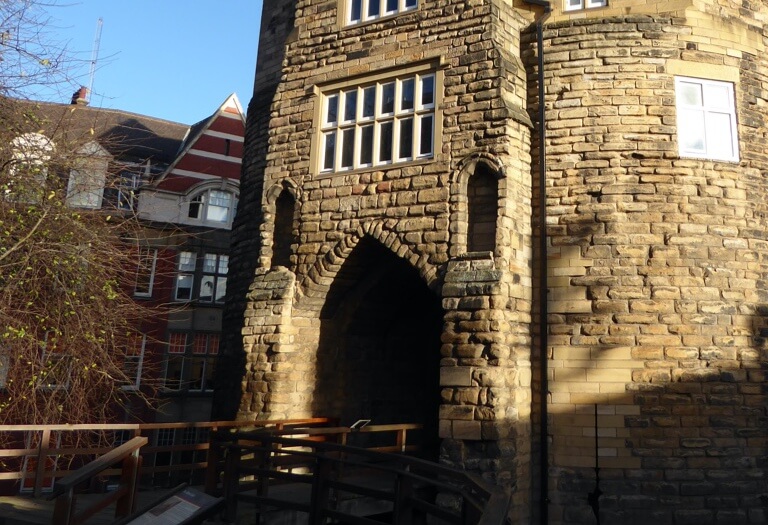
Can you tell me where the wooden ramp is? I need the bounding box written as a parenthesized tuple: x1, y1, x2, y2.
(0, 489, 177, 525)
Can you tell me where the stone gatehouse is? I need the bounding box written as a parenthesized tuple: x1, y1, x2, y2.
(213, 0, 768, 523)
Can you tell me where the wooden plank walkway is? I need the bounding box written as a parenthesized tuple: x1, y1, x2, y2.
(0, 488, 190, 525)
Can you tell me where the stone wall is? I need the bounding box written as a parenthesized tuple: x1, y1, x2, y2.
(531, 10, 768, 524)
(229, 1, 537, 521)
(228, 0, 768, 523)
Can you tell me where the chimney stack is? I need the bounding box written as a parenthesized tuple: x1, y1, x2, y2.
(71, 87, 88, 105)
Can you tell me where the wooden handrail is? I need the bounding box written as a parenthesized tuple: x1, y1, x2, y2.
(49, 437, 147, 496)
(0, 418, 336, 498)
(222, 432, 511, 525)
(48, 437, 148, 525)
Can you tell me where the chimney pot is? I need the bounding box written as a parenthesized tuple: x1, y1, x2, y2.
(71, 87, 89, 106)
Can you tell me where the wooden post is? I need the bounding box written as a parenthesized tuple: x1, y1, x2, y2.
(50, 486, 75, 525)
(223, 443, 241, 523)
(308, 454, 332, 524)
(34, 428, 51, 498)
(393, 470, 414, 525)
(115, 448, 142, 518)
(396, 428, 406, 453)
(205, 428, 221, 494)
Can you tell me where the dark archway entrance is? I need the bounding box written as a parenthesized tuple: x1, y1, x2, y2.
(313, 237, 443, 457)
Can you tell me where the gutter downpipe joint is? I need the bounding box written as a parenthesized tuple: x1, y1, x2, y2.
(523, 0, 551, 523)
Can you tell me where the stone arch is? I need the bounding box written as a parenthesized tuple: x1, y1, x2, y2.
(296, 221, 441, 312)
(303, 227, 445, 457)
(450, 154, 504, 256)
(265, 179, 299, 269)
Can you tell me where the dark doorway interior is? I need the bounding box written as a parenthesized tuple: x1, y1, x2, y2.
(314, 237, 443, 458)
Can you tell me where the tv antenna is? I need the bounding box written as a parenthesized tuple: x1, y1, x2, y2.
(86, 17, 103, 103)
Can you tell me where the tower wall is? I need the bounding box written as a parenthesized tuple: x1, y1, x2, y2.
(535, 8, 768, 523)
(228, 0, 768, 523)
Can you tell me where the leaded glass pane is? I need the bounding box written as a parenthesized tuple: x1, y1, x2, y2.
(362, 86, 376, 118)
(344, 90, 357, 121)
(679, 108, 706, 152)
(419, 115, 433, 156)
(401, 78, 414, 111)
(399, 118, 413, 159)
(178, 252, 196, 272)
(350, 0, 362, 21)
(368, 0, 380, 18)
(678, 82, 703, 106)
(326, 95, 339, 124)
(381, 83, 395, 114)
(323, 132, 336, 171)
(706, 112, 734, 158)
(341, 128, 355, 168)
(360, 125, 374, 165)
(380, 121, 393, 162)
(421, 75, 434, 106)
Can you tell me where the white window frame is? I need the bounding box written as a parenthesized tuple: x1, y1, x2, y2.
(564, 0, 606, 11)
(7, 133, 54, 203)
(164, 332, 188, 390)
(199, 253, 228, 305)
(38, 351, 71, 390)
(347, 0, 417, 25)
(173, 251, 228, 303)
(187, 189, 238, 225)
(675, 76, 739, 162)
(116, 169, 141, 211)
(319, 71, 436, 174)
(121, 334, 146, 391)
(188, 333, 219, 392)
(174, 251, 197, 301)
(134, 247, 158, 298)
(163, 332, 218, 392)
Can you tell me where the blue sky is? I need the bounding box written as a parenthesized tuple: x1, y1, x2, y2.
(34, 1, 262, 124)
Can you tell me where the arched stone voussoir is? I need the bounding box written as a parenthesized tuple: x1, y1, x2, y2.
(296, 221, 442, 308)
(452, 152, 505, 187)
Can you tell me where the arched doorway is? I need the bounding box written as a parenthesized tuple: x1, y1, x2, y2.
(313, 237, 443, 457)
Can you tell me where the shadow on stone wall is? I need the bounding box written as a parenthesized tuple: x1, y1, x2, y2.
(537, 307, 768, 524)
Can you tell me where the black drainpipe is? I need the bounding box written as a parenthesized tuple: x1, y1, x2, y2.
(522, 1, 551, 523)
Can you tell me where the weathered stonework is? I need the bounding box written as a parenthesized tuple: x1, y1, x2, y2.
(218, 0, 768, 523)
(529, 3, 768, 523)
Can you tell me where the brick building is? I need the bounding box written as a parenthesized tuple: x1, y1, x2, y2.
(217, 0, 768, 523)
(7, 93, 244, 424)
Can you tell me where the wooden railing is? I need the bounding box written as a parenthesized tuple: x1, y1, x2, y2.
(0, 418, 335, 497)
(221, 426, 511, 525)
(48, 436, 147, 525)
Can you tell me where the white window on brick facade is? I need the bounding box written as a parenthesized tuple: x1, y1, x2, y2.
(564, 0, 606, 11)
(675, 76, 739, 162)
(320, 72, 435, 173)
(347, 0, 417, 25)
(200, 253, 228, 304)
(173, 251, 228, 303)
(134, 247, 158, 298)
(38, 349, 71, 390)
(174, 251, 196, 301)
(164, 332, 218, 392)
(188, 189, 237, 225)
(121, 334, 146, 391)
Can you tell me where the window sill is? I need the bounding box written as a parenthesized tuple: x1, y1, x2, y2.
(342, 8, 418, 31)
(677, 154, 740, 164)
(314, 156, 434, 180)
(160, 389, 214, 398)
(562, 5, 608, 14)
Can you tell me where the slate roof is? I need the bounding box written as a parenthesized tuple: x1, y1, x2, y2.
(6, 98, 190, 167)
